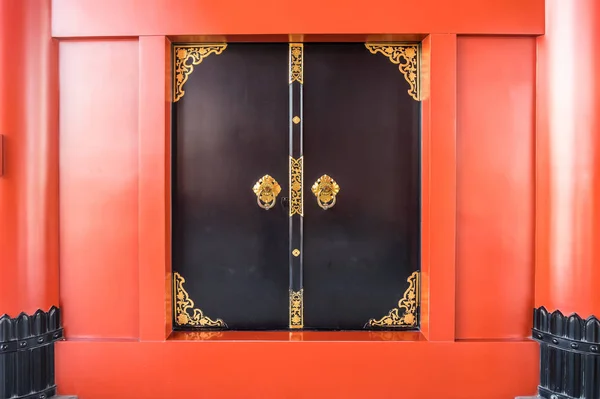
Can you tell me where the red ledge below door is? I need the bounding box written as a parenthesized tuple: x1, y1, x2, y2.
(169, 330, 426, 341)
(55, 340, 539, 399)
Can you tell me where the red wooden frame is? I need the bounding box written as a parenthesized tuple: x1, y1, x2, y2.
(51, 0, 544, 37)
(2, 0, 548, 396)
(137, 34, 457, 342)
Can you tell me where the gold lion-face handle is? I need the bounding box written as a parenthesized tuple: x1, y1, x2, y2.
(311, 175, 340, 210)
(252, 175, 282, 210)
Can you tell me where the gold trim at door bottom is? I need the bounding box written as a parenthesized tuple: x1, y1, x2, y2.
(173, 272, 227, 328)
(365, 271, 420, 328)
(290, 289, 304, 328)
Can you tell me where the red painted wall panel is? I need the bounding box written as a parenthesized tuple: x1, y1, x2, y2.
(456, 36, 536, 339)
(59, 40, 140, 339)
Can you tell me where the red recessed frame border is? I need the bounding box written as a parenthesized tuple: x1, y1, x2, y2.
(137, 34, 457, 342)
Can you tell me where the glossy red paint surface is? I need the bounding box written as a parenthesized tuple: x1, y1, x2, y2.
(536, 0, 600, 317)
(59, 40, 140, 339)
(56, 340, 539, 399)
(420, 34, 457, 341)
(51, 0, 544, 37)
(456, 37, 536, 339)
(138, 36, 173, 341)
(0, 0, 59, 316)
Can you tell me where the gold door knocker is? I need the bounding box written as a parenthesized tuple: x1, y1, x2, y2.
(311, 175, 340, 210)
(253, 175, 282, 210)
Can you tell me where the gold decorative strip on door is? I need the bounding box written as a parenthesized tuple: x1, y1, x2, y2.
(289, 43, 304, 329)
(289, 157, 303, 216)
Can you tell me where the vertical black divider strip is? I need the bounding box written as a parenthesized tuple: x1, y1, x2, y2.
(289, 43, 304, 329)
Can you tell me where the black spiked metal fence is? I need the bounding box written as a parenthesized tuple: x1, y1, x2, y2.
(0, 307, 63, 399)
(532, 307, 600, 399)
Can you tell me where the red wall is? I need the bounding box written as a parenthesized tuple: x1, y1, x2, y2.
(59, 40, 141, 339)
(456, 36, 536, 339)
(3, 0, 546, 397)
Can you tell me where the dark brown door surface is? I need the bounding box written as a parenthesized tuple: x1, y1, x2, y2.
(302, 43, 421, 330)
(172, 42, 420, 331)
(172, 43, 289, 330)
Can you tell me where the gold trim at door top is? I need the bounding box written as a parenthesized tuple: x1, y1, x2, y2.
(311, 175, 340, 210)
(365, 271, 420, 328)
(173, 272, 227, 328)
(289, 157, 303, 216)
(173, 44, 227, 102)
(252, 175, 282, 210)
(365, 43, 420, 101)
(289, 43, 304, 84)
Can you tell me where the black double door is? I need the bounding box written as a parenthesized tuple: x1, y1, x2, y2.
(172, 43, 420, 331)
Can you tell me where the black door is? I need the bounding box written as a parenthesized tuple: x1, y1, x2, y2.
(303, 43, 420, 330)
(172, 42, 420, 331)
(172, 44, 290, 330)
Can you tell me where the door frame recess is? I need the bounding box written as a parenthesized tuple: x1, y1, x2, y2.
(137, 34, 457, 342)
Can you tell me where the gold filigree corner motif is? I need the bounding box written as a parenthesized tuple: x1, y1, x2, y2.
(289, 156, 304, 216)
(289, 43, 304, 84)
(290, 289, 304, 328)
(173, 272, 227, 328)
(365, 271, 420, 328)
(365, 43, 420, 101)
(173, 44, 227, 102)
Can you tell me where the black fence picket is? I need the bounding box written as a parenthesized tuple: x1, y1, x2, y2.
(533, 306, 600, 399)
(0, 307, 63, 399)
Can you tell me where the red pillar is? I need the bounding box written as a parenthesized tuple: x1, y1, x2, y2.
(0, 0, 58, 316)
(536, 0, 600, 317)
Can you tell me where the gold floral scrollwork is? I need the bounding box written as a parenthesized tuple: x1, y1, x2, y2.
(289, 43, 304, 84)
(365, 43, 420, 101)
(173, 44, 227, 102)
(173, 272, 227, 328)
(289, 157, 303, 216)
(365, 271, 420, 328)
(290, 289, 304, 328)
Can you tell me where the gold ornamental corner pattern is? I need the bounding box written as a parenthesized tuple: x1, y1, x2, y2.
(365, 271, 420, 328)
(289, 157, 303, 216)
(289, 43, 304, 84)
(173, 272, 227, 328)
(173, 44, 227, 102)
(365, 43, 420, 101)
(290, 289, 304, 328)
